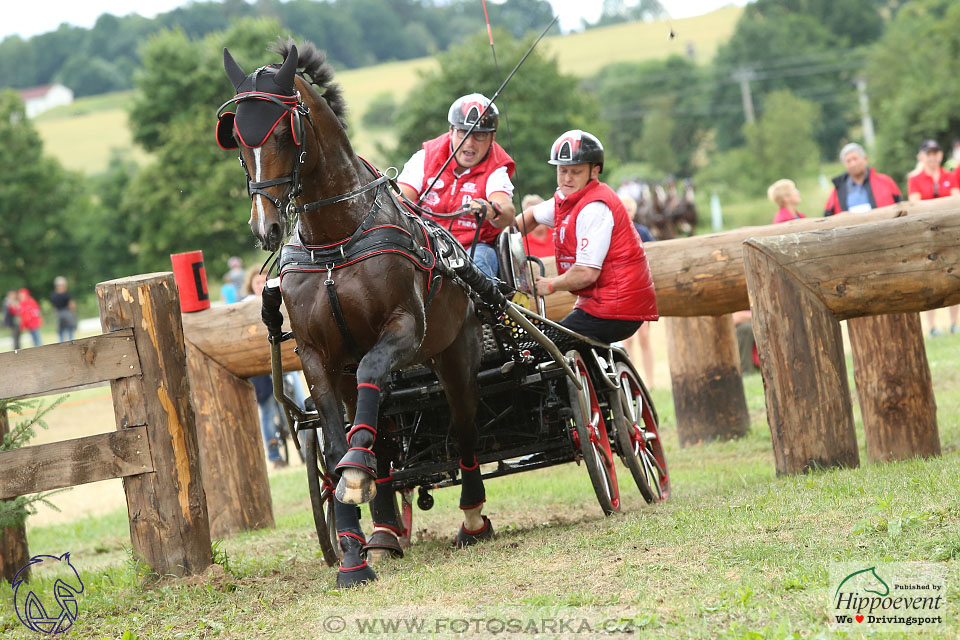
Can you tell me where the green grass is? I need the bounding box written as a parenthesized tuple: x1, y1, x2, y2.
(2, 330, 959, 638)
(33, 7, 741, 174)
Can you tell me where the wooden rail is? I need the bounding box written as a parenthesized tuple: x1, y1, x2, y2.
(0, 426, 152, 500)
(0, 329, 139, 399)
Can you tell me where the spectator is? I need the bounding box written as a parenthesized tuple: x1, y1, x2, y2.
(944, 139, 960, 172)
(908, 139, 960, 336)
(518, 194, 555, 259)
(3, 290, 20, 350)
(242, 267, 308, 467)
(221, 256, 245, 304)
(50, 276, 78, 342)
(618, 194, 655, 385)
(768, 179, 805, 223)
(620, 194, 656, 242)
(16, 289, 43, 347)
(824, 143, 902, 215)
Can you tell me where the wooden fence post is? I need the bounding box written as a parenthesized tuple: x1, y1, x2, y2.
(742, 244, 859, 475)
(664, 315, 750, 445)
(186, 343, 274, 538)
(848, 314, 940, 462)
(0, 409, 30, 584)
(97, 273, 211, 577)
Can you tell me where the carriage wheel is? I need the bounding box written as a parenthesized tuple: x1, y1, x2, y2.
(565, 350, 621, 515)
(304, 428, 340, 567)
(610, 361, 670, 503)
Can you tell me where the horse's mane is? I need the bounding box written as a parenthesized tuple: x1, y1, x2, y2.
(270, 37, 348, 128)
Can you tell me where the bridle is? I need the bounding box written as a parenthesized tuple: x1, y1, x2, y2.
(217, 88, 389, 221)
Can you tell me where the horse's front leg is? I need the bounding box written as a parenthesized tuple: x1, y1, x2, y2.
(301, 351, 376, 588)
(339, 379, 405, 563)
(335, 312, 421, 505)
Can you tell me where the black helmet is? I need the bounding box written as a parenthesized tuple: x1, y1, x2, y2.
(548, 130, 604, 172)
(448, 93, 499, 132)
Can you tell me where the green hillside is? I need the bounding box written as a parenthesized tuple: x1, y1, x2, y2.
(34, 6, 742, 173)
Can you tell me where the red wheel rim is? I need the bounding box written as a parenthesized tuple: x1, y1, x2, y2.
(575, 358, 620, 512)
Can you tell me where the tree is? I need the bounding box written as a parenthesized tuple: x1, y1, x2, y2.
(743, 89, 821, 192)
(868, 0, 960, 181)
(390, 29, 602, 199)
(123, 18, 286, 275)
(584, 56, 707, 174)
(0, 91, 94, 295)
(708, 3, 871, 155)
(592, 0, 666, 26)
(639, 101, 677, 175)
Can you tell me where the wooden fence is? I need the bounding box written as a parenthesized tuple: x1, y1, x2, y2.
(0, 273, 261, 578)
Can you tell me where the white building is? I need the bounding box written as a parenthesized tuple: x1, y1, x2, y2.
(18, 83, 74, 118)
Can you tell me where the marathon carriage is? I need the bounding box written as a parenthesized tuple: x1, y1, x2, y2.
(217, 40, 669, 583)
(271, 229, 670, 567)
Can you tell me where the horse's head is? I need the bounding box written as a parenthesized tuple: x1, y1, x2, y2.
(217, 45, 310, 251)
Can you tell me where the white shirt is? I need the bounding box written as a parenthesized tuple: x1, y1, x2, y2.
(397, 148, 515, 199)
(531, 194, 614, 269)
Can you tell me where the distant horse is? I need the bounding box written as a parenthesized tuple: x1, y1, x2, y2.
(647, 183, 674, 240)
(217, 40, 494, 587)
(670, 179, 697, 237)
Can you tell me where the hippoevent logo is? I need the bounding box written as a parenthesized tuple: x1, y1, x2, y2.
(12, 553, 85, 635)
(830, 562, 945, 632)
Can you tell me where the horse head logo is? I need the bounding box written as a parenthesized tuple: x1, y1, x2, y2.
(835, 566, 890, 599)
(13, 553, 84, 635)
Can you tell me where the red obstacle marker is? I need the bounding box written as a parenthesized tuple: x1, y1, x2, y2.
(170, 250, 210, 312)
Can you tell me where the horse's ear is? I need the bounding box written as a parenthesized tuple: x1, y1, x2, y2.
(223, 48, 247, 90)
(275, 45, 298, 92)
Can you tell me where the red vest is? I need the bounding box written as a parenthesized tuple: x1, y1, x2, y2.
(419, 133, 515, 247)
(553, 180, 658, 321)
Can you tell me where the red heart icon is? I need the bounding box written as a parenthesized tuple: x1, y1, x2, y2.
(856, 615, 864, 623)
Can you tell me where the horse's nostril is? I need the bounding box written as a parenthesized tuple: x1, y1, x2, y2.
(267, 222, 283, 246)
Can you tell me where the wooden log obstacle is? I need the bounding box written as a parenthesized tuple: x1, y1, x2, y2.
(743, 210, 955, 474)
(628, 198, 958, 451)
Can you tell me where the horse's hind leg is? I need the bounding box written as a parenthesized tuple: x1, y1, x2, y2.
(431, 315, 492, 546)
(336, 313, 421, 505)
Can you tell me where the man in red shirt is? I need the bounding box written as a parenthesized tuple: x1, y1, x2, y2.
(908, 139, 959, 201)
(824, 142, 902, 215)
(908, 139, 960, 336)
(397, 93, 516, 278)
(518, 130, 658, 343)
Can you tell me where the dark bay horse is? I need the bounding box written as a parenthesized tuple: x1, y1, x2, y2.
(217, 40, 493, 587)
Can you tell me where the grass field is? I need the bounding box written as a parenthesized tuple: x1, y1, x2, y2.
(33, 7, 741, 174)
(2, 319, 959, 638)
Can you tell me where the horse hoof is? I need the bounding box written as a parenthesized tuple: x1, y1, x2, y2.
(336, 562, 377, 588)
(455, 516, 494, 548)
(363, 531, 404, 562)
(336, 468, 377, 505)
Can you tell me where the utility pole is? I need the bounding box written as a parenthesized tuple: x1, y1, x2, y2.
(856, 76, 876, 154)
(733, 67, 757, 125)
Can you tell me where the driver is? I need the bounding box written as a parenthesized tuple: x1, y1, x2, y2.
(397, 93, 516, 278)
(518, 130, 658, 344)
